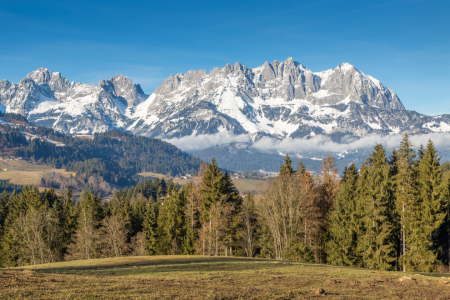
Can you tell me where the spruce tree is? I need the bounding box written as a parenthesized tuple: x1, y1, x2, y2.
(327, 164, 359, 266)
(395, 133, 418, 272)
(143, 202, 158, 255)
(181, 181, 199, 255)
(412, 140, 446, 272)
(59, 188, 78, 256)
(200, 158, 225, 223)
(279, 154, 293, 176)
(297, 160, 306, 177)
(359, 144, 395, 270)
(156, 186, 185, 254)
(439, 173, 450, 265)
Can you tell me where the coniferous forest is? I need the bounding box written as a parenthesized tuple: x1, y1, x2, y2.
(0, 124, 202, 186)
(1, 133, 450, 273)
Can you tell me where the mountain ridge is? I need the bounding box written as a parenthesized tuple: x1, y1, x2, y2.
(0, 58, 449, 151)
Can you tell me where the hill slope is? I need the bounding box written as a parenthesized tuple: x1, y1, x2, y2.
(4, 256, 449, 299)
(0, 120, 202, 187)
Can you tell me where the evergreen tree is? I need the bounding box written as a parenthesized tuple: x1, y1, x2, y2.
(327, 164, 359, 266)
(279, 154, 293, 176)
(412, 140, 446, 272)
(395, 133, 418, 272)
(181, 181, 199, 255)
(142, 202, 158, 255)
(296, 160, 306, 177)
(59, 188, 78, 256)
(438, 173, 450, 265)
(359, 144, 395, 270)
(156, 186, 185, 254)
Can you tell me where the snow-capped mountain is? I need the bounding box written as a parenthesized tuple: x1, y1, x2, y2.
(130, 58, 408, 140)
(0, 68, 147, 133)
(1, 58, 450, 144)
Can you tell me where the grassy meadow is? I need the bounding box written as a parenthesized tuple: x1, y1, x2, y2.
(232, 178, 268, 194)
(2, 256, 450, 299)
(0, 159, 75, 186)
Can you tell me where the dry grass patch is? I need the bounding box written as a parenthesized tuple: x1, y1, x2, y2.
(1, 256, 450, 299)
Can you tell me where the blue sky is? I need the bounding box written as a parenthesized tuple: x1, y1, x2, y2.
(1, 0, 449, 115)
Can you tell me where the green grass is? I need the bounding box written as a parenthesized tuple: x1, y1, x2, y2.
(2, 256, 450, 299)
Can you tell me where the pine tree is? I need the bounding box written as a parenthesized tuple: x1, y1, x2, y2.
(439, 173, 450, 265)
(359, 144, 395, 270)
(181, 181, 199, 255)
(279, 154, 293, 176)
(156, 186, 185, 254)
(327, 164, 359, 266)
(143, 202, 158, 255)
(395, 133, 418, 272)
(296, 160, 306, 177)
(412, 140, 446, 272)
(59, 188, 78, 256)
(200, 158, 239, 256)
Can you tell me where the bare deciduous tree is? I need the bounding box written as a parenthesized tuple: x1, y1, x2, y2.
(99, 215, 130, 257)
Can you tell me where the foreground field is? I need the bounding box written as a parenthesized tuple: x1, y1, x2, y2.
(2, 256, 450, 299)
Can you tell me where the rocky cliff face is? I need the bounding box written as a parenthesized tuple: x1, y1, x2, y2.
(0, 59, 448, 145)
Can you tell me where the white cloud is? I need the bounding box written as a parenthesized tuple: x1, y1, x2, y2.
(164, 132, 251, 152)
(252, 133, 450, 153)
(164, 132, 450, 153)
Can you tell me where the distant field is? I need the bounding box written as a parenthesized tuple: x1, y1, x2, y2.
(2, 256, 450, 299)
(139, 172, 199, 186)
(0, 159, 75, 186)
(138, 171, 170, 180)
(233, 178, 268, 194)
(139, 172, 267, 194)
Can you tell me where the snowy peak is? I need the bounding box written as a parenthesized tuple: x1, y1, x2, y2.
(0, 68, 151, 134)
(26, 68, 52, 84)
(2, 58, 447, 145)
(128, 58, 411, 141)
(104, 74, 148, 107)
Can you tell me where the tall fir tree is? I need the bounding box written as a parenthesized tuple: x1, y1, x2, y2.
(412, 140, 446, 272)
(359, 144, 395, 270)
(156, 186, 185, 254)
(395, 133, 418, 272)
(59, 188, 78, 256)
(142, 202, 158, 255)
(327, 164, 359, 266)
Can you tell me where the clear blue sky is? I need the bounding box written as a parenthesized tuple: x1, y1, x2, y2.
(1, 0, 449, 115)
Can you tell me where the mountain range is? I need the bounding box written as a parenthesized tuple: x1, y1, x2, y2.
(2, 58, 450, 171)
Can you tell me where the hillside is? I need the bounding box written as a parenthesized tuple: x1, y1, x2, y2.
(2, 256, 449, 299)
(0, 119, 203, 189)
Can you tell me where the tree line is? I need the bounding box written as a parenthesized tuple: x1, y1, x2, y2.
(1, 134, 449, 273)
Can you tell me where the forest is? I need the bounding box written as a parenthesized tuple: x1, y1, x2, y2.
(0, 133, 449, 273)
(0, 123, 202, 187)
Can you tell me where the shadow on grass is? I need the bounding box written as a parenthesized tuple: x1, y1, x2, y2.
(16, 256, 330, 276)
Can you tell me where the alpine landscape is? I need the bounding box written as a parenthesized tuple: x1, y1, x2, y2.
(1, 1, 450, 299)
